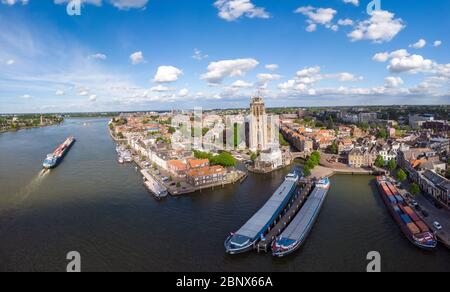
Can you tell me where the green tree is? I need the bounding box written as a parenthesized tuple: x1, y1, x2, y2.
(374, 155, 385, 168)
(210, 152, 236, 167)
(176, 182, 181, 188)
(250, 152, 258, 162)
(388, 159, 397, 171)
(279, 133, 289, 147)
(410, 183, 420, 196)
(377, 128, 388, 139)
(168, 126, 176, 134)
(328, 141, 338, 154)
(397, 169, 407, 182)
(303, 166, 311, 177)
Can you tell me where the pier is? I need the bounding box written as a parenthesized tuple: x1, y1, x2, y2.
(256, 181, 313, 253)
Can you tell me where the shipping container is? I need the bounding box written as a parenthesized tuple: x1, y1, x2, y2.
(407, 223, 421, 235)
(381, 183, 392, 196)
(415, 221, 430, 233)
(388, 196, 397, 204)
(403, 206, 415, 215)
(395, 195, 404, 203)
(401, 214, 412, 224)
(386, 183, 398, 196)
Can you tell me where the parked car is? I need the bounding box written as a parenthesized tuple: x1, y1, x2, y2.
(422, 210, 429, 218)
(433, 222, 443, 231)
(411, 200, 419, 208)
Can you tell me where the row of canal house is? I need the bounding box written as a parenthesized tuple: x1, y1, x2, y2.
(398, 148, 450, 209)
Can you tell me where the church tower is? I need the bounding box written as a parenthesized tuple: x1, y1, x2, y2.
(249, 95, 268, 152)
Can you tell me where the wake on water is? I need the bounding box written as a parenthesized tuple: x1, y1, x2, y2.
(15, 169, 50, 203)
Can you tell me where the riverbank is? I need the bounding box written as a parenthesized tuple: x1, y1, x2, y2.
(0, 123, 61, 135)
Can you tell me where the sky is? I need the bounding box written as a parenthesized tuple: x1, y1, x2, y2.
(0, 0, 449, 113)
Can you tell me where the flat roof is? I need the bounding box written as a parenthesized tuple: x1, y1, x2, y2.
(235, 179, 297, 240)
(279, 187, 327, 241)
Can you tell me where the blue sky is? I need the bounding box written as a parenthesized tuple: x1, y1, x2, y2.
(0, 0, 449, 113)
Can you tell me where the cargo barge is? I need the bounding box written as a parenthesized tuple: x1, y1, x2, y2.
(42, 136, 75, 169)
(224, 170, 300, 254)
(272, 177, 330, 257)
(376, 176, 437, 250)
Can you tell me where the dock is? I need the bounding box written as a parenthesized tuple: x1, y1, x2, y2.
(256, 181, 313, 253)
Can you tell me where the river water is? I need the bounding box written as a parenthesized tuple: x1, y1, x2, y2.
(0, 118, 449, 272)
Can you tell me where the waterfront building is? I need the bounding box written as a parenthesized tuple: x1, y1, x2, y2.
(348, 146, 376, 168)
(338, 139, 354, 155)
(186, 165, 227, 187)
(255, 149, 283, 172)
(187, 159, 210, 169)
(167, 160, 188, 178)
(398, 148, 449, 209)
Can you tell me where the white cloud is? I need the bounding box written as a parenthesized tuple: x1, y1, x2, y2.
(265, 64, 279, 71)
(6, 59, 15, 65)
(214, 0, 270, 21)
(55, 90, 65, 96)
(388, 54, 434, 73)
(409, 39, 426, 49)
(178, 88, 189, 97)
(1, 0, 29, 5)
(385, 76, 404, 87)
(306, 23, 317, 32)
(338, 18, 353, 26)
(337, 72, 362, 82)
(89, 53, 107, 60)
(153, 66, 183, 83)
(295, 6, 337, 32)
(20, 94, 32, 99)
(109, 0, 148, 10)
(201, 58, 259, 84)
(150, 85, 174, 92)
(342, 0, 359, 6)
(257, 73, 282, 81)
(52, 0, 148, 10)
(295, 6, 337, 25)
(130, 51, 144, 64)
(372, 52, 389, 62)
(389, 49, 410, 59)
(296, 66, 321, 77)
(231, 80, 253, 88)
(79, 90, 89, 96)
(348, 10, 405, 43)
(88, 94, 97, 102)
(192, 49, 208, 61)
(433, 40, 442, 47)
